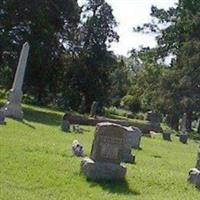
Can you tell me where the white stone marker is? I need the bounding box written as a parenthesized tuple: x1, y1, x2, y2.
(1, 42, 30, 119)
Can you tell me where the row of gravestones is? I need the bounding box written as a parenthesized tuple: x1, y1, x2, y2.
(148, 111, 200, 134)
(162, 132, 188, 144)
(147, 111, 189, 144)
(80, 122, 142, 180)
(79, 121, 199, 186)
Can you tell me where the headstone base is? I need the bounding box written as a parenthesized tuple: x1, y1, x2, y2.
(188, 168, 200, 189)
(1, 89, 23, 120)
(81, 157, 126, 181)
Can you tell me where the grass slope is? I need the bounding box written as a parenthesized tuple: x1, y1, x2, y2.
(0, 104, 200, 200)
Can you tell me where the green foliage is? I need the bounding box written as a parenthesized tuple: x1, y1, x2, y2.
(121, 95, 141, 113)
(0, 0, 80, 103)
(131, 0, 200, 131)
(0, 104, 200, 200)
(0, 0, 119, 111)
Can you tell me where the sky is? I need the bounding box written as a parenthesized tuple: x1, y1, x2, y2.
(79, 0, 178, 56)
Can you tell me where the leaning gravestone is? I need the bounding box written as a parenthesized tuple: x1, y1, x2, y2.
(90, 101, 98, 117)
(126, 126, 142, 149)
(1, 42, 30, 120)
(81, 122, 134, 180)
(0, 111, 5, 125)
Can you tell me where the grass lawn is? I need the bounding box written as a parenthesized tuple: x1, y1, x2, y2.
(0, 104, 200, 200)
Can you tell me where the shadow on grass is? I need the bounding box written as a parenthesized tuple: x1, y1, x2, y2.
(23, 107, 62, 127)
(20, 120, 36, 129)
(88, 179, 140, 195)
(152, 155, 162, 159)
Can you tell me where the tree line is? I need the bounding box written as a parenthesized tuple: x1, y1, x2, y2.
(0, 0, 199, 132)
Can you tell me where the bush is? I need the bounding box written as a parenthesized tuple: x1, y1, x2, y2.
(121, 95, 141, 113)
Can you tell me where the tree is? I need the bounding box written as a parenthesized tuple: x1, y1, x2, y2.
(133, 0, 200, 131)
(62, 0, 119, 111)
(0, 0, 80, 104)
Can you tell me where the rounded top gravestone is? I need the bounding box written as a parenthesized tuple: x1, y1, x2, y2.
(90, 122, 131, 164)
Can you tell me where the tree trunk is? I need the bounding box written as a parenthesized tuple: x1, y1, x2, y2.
(170, 113, 179, 131)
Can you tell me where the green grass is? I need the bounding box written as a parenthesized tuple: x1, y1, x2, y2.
(1, 104, 200, 200)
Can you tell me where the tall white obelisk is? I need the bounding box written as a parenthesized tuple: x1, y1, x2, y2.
(1, 42, 30, 119)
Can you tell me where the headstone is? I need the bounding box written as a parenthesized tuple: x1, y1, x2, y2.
(179, 134, 188, 144)
(61, 113, 70, 132)
(126, 126, 142, 149)
(90, 101, 98, 117)
(146, 111, 160, 124)
(180, 113, 187, 133)
(80, 122, 134, 180)
(188, 145, 200, 189)
(162, 132, 171, 141)
(188, 168, 200, 189)
(0, 111, 5, 125)
(1, 42, 30, 120)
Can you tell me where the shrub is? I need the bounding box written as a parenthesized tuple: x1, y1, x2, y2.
(121, 95, 141, 113)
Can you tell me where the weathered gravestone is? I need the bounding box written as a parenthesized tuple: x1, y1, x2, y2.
(126, 126, 142, 149)
(188, 146, 200, 189)
(179, 134, 188, 144)
(90, 101, 98, 117)
(1, 42, 30, 120)
(61, 113, 70, 132)
(0, 111, 5, 125)
(162, 132, 172, 141)
(188, 168, 200, 189)
(80, 122, 134, 180)
(146, 111, 160, 124)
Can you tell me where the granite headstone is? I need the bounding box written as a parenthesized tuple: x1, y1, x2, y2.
(81, 122, 134, 180)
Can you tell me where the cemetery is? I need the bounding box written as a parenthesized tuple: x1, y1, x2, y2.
(1, 0, 200, 200)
